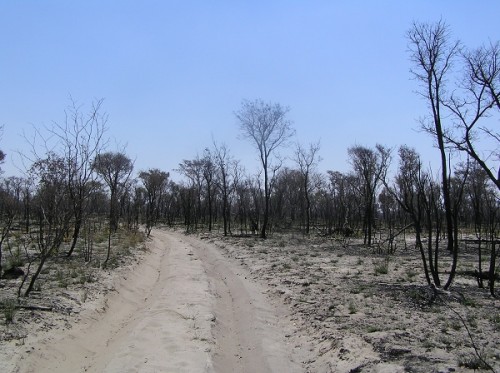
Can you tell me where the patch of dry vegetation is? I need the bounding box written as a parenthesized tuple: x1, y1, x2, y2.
(0, 229, 147, 360)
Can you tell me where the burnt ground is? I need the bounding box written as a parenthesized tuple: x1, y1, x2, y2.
(204, 231, 500, 373)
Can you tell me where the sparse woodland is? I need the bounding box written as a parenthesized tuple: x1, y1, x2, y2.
(0, 20, 499, 371)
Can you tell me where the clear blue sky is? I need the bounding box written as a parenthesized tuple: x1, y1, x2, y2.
(1, 1, 499, 180)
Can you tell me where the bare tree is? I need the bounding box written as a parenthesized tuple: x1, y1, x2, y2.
(348, 144, 391, 246)
(326, 171, 358, 236)
(22, 153, 73, 296)
(177, 157, 205, 230)
(50, 98, 108, 257)
(295, 141, 321, 235)
(201, 149, 216, 232)
(465, 163, 493, 288)
(390, 146, 433, 285)
(269, 167, 301, 231)
(407, 20, 462, 289)
(213, 141, 237, 236)
(139, 168, 169, 236)
(93, 151, 133, 264)
(382, 146, 446, 286)
(235, 99, 295, 238)
(177, 181, 197, 232)
(233, 163, 250, 235)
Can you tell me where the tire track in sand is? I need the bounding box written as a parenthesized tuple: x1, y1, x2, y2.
(178, 232, 302, 373)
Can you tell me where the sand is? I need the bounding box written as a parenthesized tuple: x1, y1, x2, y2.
(6, 229, 301, 373)
(3, 228, 499, 372)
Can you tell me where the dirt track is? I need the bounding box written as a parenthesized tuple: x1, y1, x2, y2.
(15, 229, 301, 373)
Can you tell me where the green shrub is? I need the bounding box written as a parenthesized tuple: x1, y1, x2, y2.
(7, 247, 24, 268)
(367, 325, 381, 333)
(55, 269, 69, 288)
(348, 302, 357, 314)
(374, 257, 390, 275)
(70, 268, 80, 278)
(491, 313, 500, 330)
(406, 268, 418, 281)
(350, 285, 365, 294)
(34, 281, 42, 292)
(2, 299, 17, 324)
(461, 296, 477, 308)
(458, 354, 490, 370)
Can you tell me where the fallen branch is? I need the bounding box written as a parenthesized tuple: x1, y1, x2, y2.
(17, 304, 53, 312)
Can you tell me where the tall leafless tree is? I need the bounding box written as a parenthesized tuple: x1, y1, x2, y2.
(235, 99, 295, 238)
(213, 141, 237, 236)
(407, 20, 461, 289)
(295, 141, 321, 235)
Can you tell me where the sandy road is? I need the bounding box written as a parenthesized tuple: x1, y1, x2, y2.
(180, 233, 302, 373)
(15, 229, 301, 373)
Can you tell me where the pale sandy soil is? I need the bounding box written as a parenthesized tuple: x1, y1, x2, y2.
(204, 232, 500, 373)
(1, 228, 499, 372)
(1, 229, 302, 373)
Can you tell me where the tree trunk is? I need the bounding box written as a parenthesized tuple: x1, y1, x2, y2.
(304, 175, 311, 235)
(222, 192, 228, 236)
(489, 241, 497, 297)
(444, 213, 460, 289)
(24, 253, 48, 297)
(367, 199, 373, 246)
(207, 189, 213, 232)
(67, 215, 82, 257)
(477, 240, 484, 288)
(426, 206, 441, 287)
(261, 167, 269, 239)
(415, 222, 432, 285)
(24, 192, 30, 234)
(105, 228, 112, 264)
